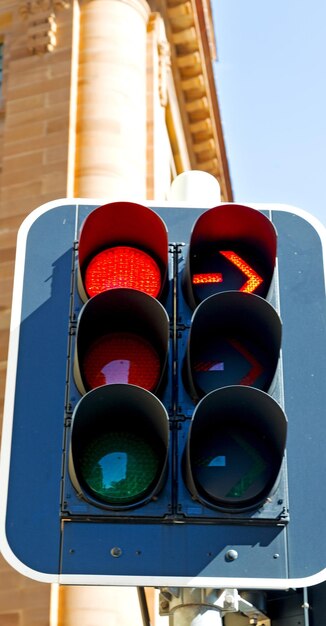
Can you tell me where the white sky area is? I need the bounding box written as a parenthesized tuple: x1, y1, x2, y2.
(213, 1, 326, 226)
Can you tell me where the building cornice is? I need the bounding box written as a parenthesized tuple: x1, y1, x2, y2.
(162, 0, 233, 200)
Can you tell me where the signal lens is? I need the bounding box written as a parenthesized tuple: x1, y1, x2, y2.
(83, 332, 161, 391)
(193, 273, 223, 285)
(192, 422, 274, 507)
(220, 251, 263, 294)
(191, 248, 264, 302)
(185, 292, 282, 399)
(85, 246, 161, 298)
(80, 430, 160, 505)
(192, 336, 266, 393)
(182, 204, 277, 309)
(69, 385, 169, 509)
(185, 386, 287, 511)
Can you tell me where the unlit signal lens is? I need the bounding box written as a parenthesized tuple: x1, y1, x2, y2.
(83, 332, 161, 391)
(80, 430, 160, 505)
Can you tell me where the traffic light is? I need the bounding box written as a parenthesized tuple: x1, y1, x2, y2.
(1, 193, 326, 590)
(66, 200, 287, 524)
(178, 204, 287, 521)
(69, 201, 171, 512)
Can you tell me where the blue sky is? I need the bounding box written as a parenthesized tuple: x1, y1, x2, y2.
(212, 1, 326, 226)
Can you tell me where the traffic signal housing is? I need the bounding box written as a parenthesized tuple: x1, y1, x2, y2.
(182, 203, 277, 307)
(176, 204, 287, 523)
(1, 194, 326, 590)
(69, 201, 173, 519)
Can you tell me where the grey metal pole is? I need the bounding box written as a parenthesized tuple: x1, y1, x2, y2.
(169, 605, 223, 626)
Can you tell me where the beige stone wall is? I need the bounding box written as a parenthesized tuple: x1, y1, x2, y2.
(0, 561, 51, 626)
(0, 1, 76, 421)
(57, 586, 144, 626)
(0, 3, 76, 625)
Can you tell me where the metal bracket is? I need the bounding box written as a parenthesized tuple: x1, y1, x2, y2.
(159, 588, 269, 626)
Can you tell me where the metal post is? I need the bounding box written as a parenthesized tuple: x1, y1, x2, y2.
(169, 605, 223, 626)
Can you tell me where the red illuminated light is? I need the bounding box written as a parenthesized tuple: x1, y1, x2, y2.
(191, 251, 263, 294)
(220, 251, 263, 294)
(85, 246, 161, 299)
(83, 332, 161, 391)
(193, 273, 223, 285)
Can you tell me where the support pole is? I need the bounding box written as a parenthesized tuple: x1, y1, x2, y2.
(169, 605, 223, 626)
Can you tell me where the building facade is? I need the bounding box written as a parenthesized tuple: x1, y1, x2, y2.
(0, 1, 232, 624)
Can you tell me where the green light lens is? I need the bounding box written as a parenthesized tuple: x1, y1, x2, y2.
(192, 425, 274, 507)
(80, 431, 160, 505)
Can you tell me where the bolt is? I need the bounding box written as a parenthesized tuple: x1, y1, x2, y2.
(110, 546, 122, 558)
(225, 549, 238, 562)
(160, 599, 169, 611)
(224, 593, 235, 609)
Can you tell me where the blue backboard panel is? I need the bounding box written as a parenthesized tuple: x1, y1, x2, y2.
(1, 200, 326, 588)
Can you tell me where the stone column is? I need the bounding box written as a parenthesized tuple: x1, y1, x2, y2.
(57, 585, 145, 626)
(75, 0, 150, 199)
